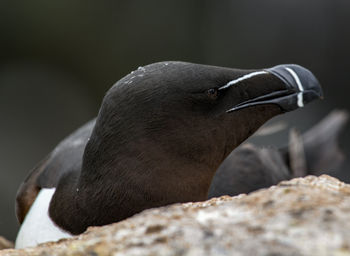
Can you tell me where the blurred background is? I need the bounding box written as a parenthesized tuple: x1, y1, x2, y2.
(0, 0, 349, 241)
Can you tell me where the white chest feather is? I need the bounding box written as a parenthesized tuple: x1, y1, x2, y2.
(15, 188, 73, 249)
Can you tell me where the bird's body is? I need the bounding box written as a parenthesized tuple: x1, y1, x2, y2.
(15, 61, 322, 248)
(15, 188, 72, 247)
(208, 110, 348, 198)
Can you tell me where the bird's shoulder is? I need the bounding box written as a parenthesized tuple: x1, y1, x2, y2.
(15, 119, 96, 223)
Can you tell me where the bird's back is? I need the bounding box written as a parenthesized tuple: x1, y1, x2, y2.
(15, 119, 95, 224)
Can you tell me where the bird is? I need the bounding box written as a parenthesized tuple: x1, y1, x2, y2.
(14, 61, 322, 248)
(208, 110, 348, 198)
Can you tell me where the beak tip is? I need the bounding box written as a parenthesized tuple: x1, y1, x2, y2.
(226, 64, 323, 113)
(268, 64, 323, 109)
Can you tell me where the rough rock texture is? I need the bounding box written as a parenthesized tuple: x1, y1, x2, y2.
(2, 175, 350, 256)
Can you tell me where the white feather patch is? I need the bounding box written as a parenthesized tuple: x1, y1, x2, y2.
(15, 188, 73, 249)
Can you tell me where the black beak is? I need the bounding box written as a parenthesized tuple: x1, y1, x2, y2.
(222, 64, 323, 112)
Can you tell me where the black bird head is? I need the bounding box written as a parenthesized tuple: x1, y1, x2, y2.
(81, 61, 322, 207)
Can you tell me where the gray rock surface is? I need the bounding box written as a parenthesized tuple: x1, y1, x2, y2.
(1, 175, 350, 256)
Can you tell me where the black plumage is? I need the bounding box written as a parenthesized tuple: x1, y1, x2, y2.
(209, 110, 348, 198)
(16, 61, 322, 235)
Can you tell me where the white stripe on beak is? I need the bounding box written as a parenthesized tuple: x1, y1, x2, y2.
(285, 67, 304, 108)
(219, 71, 268, 90)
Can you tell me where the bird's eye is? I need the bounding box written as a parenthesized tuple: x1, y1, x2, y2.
(207, 88, 218, 100)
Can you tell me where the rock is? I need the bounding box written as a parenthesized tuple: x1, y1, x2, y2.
(2, 175, 350, 256)
(0, 237, 13, 250)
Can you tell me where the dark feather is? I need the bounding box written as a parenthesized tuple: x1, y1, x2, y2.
(208, 110, 349, 198)
(15, 119, 95, 223)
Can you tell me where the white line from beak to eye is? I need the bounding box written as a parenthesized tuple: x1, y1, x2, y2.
(285, 67, 304, 108)
(218, 71, 268, 90)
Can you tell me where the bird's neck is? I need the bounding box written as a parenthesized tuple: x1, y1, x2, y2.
(50, 134, 217, 234)
(79, 136, 216, 201)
